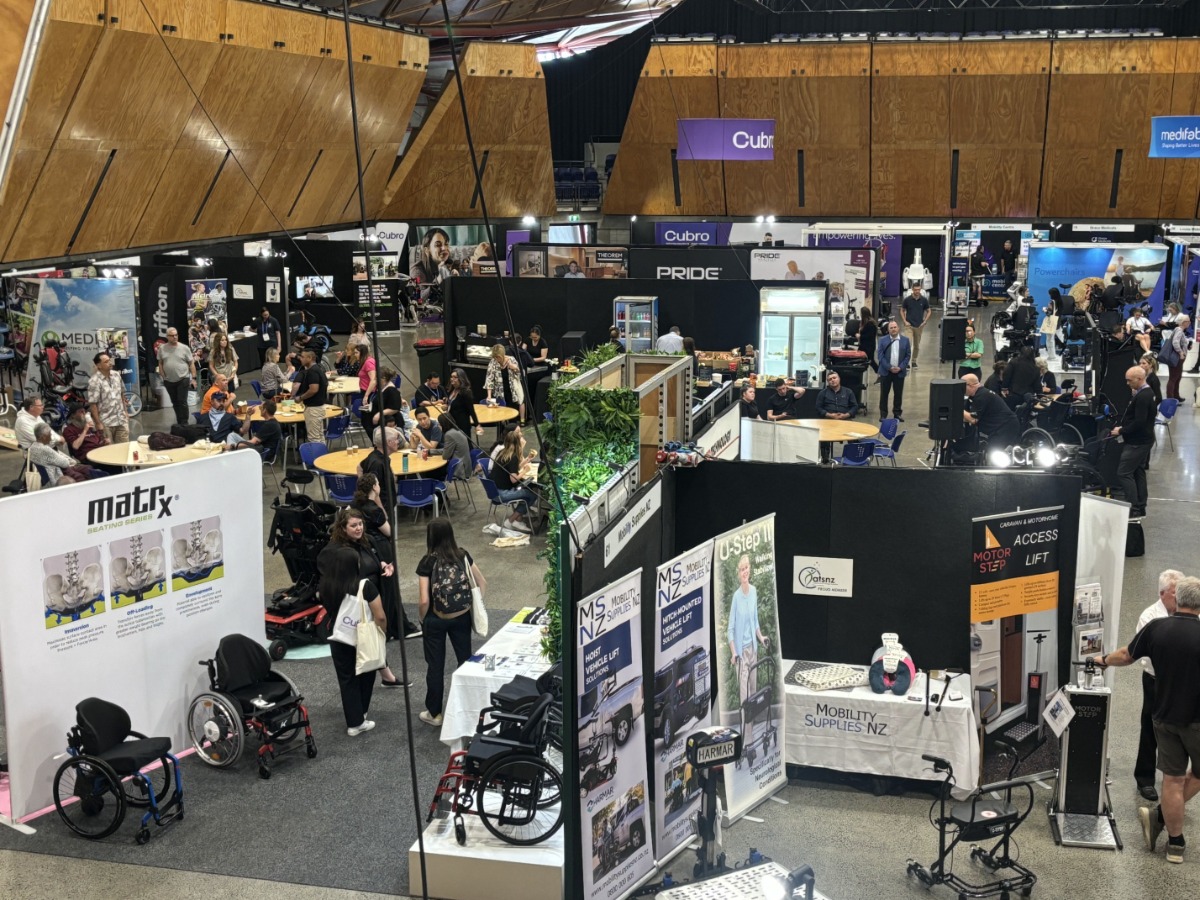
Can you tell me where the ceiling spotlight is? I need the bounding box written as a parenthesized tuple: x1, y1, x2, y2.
(988, 449, 1012, 469)
(755, 215, 765, 224)
(522, 215, 537, 226)
(630, 215, 637, 222)
(766, 215, 776, 224)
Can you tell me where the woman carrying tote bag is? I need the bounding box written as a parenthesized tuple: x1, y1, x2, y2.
(318, 546, 386, 736)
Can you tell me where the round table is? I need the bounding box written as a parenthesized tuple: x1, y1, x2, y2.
(326, 376, 361, 396)
(239, 403, 343, 425)
(88, 440, 224, 468)
(313, 449, 446, 477)
(474, 403, 519, 425)
(782, 419, 881, 443)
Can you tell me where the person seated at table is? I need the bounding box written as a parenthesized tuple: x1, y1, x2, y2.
(438, 413, 471, 482)
(413, 372, 445, 407)
(16, 396, 66, 451)
(1034, 357, 1058, 395)
(29, 422, 106, 485)
(201, 373, 235, 413)
(766, 378, 805, 421)
(259, 347, 292, 400)
(487, 421, 520, 467)
(359, 426, 401, 512)
(223, 399, 282, 458)
(409, 406, 442, 452)
(204, 392, 241, 444)
(334, 343, 364, 378)
(815, 371, 857, 420)
(740, 386, 761, 419)
(62, 402, 110, 464)
(490, 428, 540, 534)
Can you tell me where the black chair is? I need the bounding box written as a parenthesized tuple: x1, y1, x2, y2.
(52, 698, 184, 843)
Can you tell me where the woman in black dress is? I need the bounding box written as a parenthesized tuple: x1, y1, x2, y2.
(858, 307, 879, 373)
(353, 474, 418, 640)
(524, 326, 549, 364)
(363, 365, 405, 437)
(447, 367, 482, 445)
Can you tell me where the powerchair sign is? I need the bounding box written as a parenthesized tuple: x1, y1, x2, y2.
(677, 119, 775, 161)
(793, 557, 854, 597)
(1149, 116, 1200, 158)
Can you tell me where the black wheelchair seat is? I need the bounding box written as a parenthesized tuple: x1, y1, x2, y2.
(464, 739, 510, 774)
(98, 737, 173, 776)
(952, 799, 1019, 841)
(215, 634, 298, 711)
(76, 698, 172, 777)
(228, 679, 293, 713)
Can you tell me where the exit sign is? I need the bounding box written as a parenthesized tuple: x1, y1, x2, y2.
(568, 214, 580, 222)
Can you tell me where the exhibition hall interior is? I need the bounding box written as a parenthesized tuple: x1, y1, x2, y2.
(2, 0, 1200, 898)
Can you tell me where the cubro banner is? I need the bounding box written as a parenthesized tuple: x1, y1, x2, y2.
(677, 119, 775, 161)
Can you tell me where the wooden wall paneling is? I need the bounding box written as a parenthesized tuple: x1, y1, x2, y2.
(1159, 39, 1200, 220)
(0, 2, 39, 183)
(0, 7, 101, 258)
(604, 44, 723, 216)
(718, 45, 787, 218)
(108, 0, 224, 39)
(4, 148, 111, 259)
(222, 0, 324, 55)
(871, 43, 951, 217)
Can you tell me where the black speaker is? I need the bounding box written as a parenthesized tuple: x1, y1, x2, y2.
(929, 379, 965, 440)
(940, 315, 968, 362)
(560, 330, 587, 362)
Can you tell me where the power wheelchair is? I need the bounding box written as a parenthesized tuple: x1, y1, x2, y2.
(187, 634, 317, 779)
(52, 698, 183, 844)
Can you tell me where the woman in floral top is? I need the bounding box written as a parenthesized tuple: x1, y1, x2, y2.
(484, 343, 525, 423)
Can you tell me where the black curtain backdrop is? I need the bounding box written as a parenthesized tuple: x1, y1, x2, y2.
(544, 0, 1200, 159)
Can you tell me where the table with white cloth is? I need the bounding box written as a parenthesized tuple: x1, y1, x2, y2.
(783, 663, 980, 796)
(439, 608, 550, 748)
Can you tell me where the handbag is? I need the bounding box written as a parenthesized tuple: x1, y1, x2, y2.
(329, 579, 367, 646)
(467, 559, 488, 636)
(355, 591, 387, 674)
(1039, 314, 1059, 336)
(187, 390, 199, 407)
(24, 449, 41, 493)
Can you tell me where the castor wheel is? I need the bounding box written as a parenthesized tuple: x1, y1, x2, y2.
(259, 764, 272, 780)
(136, 828, 150, 845)
(306, 738, 318, 758)
(268, 640, 287, 661)
(454, 815, 466, 846)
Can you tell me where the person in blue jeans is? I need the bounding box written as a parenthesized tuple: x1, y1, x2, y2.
(491, 428, 539, 533)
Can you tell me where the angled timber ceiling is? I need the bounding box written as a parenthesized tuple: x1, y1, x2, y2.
(337, 0, 682, 38)
(0, 0, 427, 266)
(379, 41, 555, 219)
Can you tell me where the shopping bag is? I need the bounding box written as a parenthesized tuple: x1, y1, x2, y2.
(329, 579, 367, 646)
(355, 592, 387, 674)
(24, 450, 42, 493)
(467, 560, 488, 637)
(187, 390, 199, 407)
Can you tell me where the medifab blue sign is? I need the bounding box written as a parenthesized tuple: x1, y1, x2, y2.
(1149, 116, 1200, 158)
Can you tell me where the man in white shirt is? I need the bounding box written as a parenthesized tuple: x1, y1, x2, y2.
(1134, 569, 1185, 802)
(15, 396, 66, 451)
(656, 326, 684, 353)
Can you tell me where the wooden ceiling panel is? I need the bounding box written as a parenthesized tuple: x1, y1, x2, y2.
(71, 148, 173, 254)
(108, 0, 225, 40)
(5, 148, 112, 260)
(224, 0, 324, 55)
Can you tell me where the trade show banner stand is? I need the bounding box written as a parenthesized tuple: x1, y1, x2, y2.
(969, 506, 1064, 624)
(577, 570, 655, 900)
(652, 541, 714, 861)
(712, 515, 787, 823)
(0, 453, 266, 821)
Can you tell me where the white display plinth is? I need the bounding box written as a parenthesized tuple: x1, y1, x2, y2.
(409, 813, 564, 900)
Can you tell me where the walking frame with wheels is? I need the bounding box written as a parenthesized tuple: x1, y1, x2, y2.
(907, 742, 1054, 899)
(734, 645, 777, 770)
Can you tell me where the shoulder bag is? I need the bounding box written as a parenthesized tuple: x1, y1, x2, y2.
(24, 449, 41, 493)
(355, 590, 387, 674)
(329, 578, 367, 646)
(467, 558, 488, 637)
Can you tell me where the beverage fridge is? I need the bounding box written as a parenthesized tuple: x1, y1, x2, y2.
(613, 296, 658, 352)
(759, 286, 828, 387)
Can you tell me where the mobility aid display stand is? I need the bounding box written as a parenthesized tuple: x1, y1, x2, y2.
(1046, 661, 1122, 851)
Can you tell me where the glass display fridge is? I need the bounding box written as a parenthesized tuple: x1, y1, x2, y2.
(759, 286, 828, 387)
(613, 296, 658, 352)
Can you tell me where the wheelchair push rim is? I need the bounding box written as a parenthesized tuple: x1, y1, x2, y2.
(53, 756, 127, 839)
(187, 692, 245, 767)
(475, 753, 563, 846)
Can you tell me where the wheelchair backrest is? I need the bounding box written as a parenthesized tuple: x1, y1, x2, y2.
(215, 634, 273, 692)
(521, 693, 555, 746)
(75, 697, 131, 755)
(536, 661, 563, 702)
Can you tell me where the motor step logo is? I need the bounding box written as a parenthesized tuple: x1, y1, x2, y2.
(87, 485, 175, 532)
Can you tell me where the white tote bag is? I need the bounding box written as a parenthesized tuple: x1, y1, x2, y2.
(355, 592, 387, 674)
(329, 579, 367, 646)
(467, 560, 488, 637)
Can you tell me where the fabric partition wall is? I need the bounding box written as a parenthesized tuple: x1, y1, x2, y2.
(275, 238, 378, 333)
(0, 453, 266, 820)
(1027, 242, 1172, 325)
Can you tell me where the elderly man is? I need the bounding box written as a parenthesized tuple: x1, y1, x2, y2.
(15, 396, 66, 451)
(656, 326, 684, 354)
(157, 326, 196, 425)
(359, 425, 400, 512)
(28, 422, 105, 485)
(88, 351, 130, 445)
(1134, 570, 1186, 802)
(815, 371, 857, 420)
(961, 373, 1020, 452)
(1092, 576, 1200, 865)
(876, 320, 911, 421)
(201, 373, 234, 413)
(1112, 365, 1158, 518)
(62, 402, 109, 463)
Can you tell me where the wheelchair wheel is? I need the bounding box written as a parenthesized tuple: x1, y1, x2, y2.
(124, 758, 173, 809)
(1020, 427, 1055, 450)
(270, 673, 305, 745)
(538, 736, 564, 809)
(187, 692, 245, 767)
(54, 756, 126, 839)
(1060, 423, 1085, 446)
(476, 753, 563, 846)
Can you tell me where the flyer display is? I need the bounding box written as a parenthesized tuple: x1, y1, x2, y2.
(577, 570, 654, 900)
(712, 514, 786, 823)
(653, 541, 714, 862)
(0, 453, 266, 820)
(970, 506, 1064, 624)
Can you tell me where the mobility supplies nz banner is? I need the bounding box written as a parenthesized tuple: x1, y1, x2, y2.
(0, 452, 266, 820)
(713, 514, 786, 822)
(578, 569, 654, 900)
(1149, 116, 1200, 158)
(677, 119, 775, 161)
(970, 505, 1064, 624)
(653, 541, 714, 862)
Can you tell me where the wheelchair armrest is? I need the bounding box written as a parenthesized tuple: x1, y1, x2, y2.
(128, 730, 148, 740)
(471, 734, 538, 753)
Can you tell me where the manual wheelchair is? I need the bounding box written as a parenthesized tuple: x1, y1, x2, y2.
(52, 698, 184, 844)
(428, 692, 564, 846)
(187, 633, 317, 779)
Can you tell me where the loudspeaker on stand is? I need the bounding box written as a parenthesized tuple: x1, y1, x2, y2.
(928, 379, 965, 441)
(940, 316, 968, 363)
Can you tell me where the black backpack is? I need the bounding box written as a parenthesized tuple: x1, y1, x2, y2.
(431, 555, 472, 616)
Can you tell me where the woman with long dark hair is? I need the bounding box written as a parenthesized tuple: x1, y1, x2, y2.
(491, 427, 539, 533)
(209, 332, 239, 388)
(411, 228, 453, 286)
(363, 365, 404, 436)
(447, 368, 482, 444)
(352, 473, 418, 641)
(858, 306, 879, 373)
(416, 518, 486, 727)
(317, 545, 386, 735)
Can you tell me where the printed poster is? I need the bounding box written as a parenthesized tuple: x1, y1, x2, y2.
(970, 506, 1063, 623)
(712, 514, 786, 822)
(653, 541, 714, 862)
(185, 278, 228, 331)
(577, 570, 654, 900)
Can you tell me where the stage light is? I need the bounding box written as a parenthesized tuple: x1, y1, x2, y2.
(522, 215, 536, 226)
(766, 215, 776, 224)
(755, 215, 765, 224)
(988, 449, 1012, 468)
(630, 215, 637, 222)
(1035, 447, 1057, 469)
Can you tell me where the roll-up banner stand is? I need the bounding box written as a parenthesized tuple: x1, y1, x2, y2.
(0, 453, 266, 822)
(652, 541, 714, 863)
(749, 249, 877, 307)
(712, 514, 786, 823)
(577, 569, 655, 899)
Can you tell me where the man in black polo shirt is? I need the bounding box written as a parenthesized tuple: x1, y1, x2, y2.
(999, 239, 1017, 286)
(1093, 575, 1200, 865)
(1112, 365, 1157, 517)
(765, 379, 805, 421)
(961, 373, 1020, 450)
(815, 371, 856, 420)
(297, 348, 328, 444)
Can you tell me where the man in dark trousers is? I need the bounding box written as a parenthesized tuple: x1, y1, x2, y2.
(1092, 575, 1200, 865)
(969, 247, 991, 306)
(1112, 365, 1158, 517)
(257, 307, 283, 367)
(876, 320, 911, 421)
(1000, 239, 1017, 286)
(900, 283, 931, 368)
(296, 348, 328, 444)
(961, 373, 1021, 450)
(1134, 570, 1185, 803)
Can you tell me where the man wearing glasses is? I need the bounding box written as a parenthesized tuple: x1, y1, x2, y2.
(157, 328, 197, 425)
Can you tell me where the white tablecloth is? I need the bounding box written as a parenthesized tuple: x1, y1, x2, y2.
(783, 663, 980, 795)
(439, 610, 551, 747)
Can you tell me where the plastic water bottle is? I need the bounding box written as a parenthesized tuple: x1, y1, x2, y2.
(401, 454, 409, 474)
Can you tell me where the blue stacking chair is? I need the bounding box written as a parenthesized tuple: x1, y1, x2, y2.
(834, 442, 874, 467)
(398, 478, 439, 522)
(872, 431, 907, 467)
(478, 474, 530, 527)
(323, 473, 357, 504)
(1155, 398, 1179, 451)
(324, 414, 350, 450)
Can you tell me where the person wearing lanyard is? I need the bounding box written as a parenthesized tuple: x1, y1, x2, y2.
(876, 320, 911, 422)
(959, 324, 985, 380)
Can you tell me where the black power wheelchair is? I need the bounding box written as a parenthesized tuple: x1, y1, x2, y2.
(187, 634, 317, 779)
(52, 698, 184, 844)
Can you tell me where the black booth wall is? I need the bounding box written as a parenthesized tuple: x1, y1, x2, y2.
(272, 239, 398, 334)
